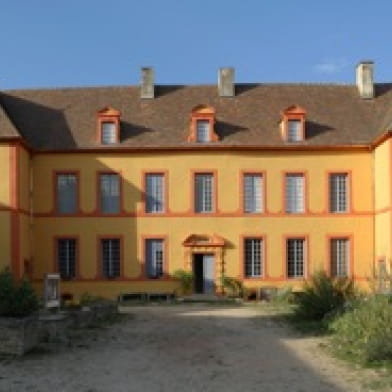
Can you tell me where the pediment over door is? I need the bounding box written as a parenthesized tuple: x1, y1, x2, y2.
(182, 234, 225, 248)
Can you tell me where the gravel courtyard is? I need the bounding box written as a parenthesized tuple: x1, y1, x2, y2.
(0, 304, 385, 392)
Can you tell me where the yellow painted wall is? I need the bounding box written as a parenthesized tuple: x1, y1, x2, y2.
(18, 146, 31, 213)
(0, 212, 11, 271)
(0, 146, 10, 207)
(374, 140, 391, 273)
(29, 150, 375, 298)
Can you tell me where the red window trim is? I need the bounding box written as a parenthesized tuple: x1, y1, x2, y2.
(281, 105, 306, 142)
(97, 107, 121, 144)
(188, 105, 219, 142)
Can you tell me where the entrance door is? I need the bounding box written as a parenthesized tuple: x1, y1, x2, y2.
(192, 254, 215, 294)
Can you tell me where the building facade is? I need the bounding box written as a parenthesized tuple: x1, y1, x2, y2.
(0, 62, 390, 299)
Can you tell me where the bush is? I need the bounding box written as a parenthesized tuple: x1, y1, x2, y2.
(331, 295, 392, 362)
(294, 270, 354, 321)
(173, 269, 193, 295)
(221, 276, 244, 297)
(0, 268, 39, 317)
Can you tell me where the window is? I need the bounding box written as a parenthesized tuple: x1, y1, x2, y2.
(195, 173, 214, 213)
(285, 174, 304, 213)
(56, 173, 77, 213)
(287, 120, 301, 142)
(244, 174, 263, 213)
(101, 122, 117, 145)
(100, 173, 120, 213)
(287, 238, 305, 278)
(329, 173, 348, 213)
(97, 107, 120, 144)
(57, 238, 76, 279)
(244, 238, 263, 278)
(145, 174, 164, 213)
(146, 239, 164, 278)
(101, 238, 120, 278)
(196, 120, 210, 142)
(188, 105, 218, 142)
(281, 105, 306, 142)
(330, 238, 349, 277)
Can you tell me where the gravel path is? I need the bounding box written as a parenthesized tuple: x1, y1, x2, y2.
(0, 304, 384, 392)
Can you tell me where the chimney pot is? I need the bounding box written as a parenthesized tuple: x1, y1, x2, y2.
(356, 61, 374, 99)
(218, 67, 235, 97)
(141, 67, 154, 99)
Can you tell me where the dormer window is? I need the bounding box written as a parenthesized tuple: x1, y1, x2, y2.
(196, 120, 210, 142)
(101, 122, 117, 144)
(281, 105, 306, 143)
(97, 107, 121, 145)
(188, 105, 219, 143)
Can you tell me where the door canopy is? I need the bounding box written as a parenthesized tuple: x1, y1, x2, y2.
(182, 234, 225, 248)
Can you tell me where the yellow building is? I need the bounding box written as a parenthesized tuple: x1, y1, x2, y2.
(0, 62, 390, 299)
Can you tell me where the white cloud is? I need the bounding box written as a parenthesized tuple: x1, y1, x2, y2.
(314, 58, 348, 74)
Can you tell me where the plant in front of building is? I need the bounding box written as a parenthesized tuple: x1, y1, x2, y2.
(173, 269, 193, 295)
(221, 276, 244, 298)
(330, 295, 392, 363)
(0, 268, 39, 318)
(294, 270, 354, 322)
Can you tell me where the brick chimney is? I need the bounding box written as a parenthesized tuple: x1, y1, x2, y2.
(356, 61, 374, 99)
(218, 67, 235, 97)
(141, 67, 154, 99)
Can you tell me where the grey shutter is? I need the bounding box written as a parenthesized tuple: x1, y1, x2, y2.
(195, 174, 213, 213)
(196, 120, 210, 142)
(244, 175, 262, 213)
(286, 175, 304, 213)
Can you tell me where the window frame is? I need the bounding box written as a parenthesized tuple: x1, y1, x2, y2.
(144, 172, 167, 214)
(329, 172, 350, 213)
(242, 172, 264, 213)
(188, 105, 219, 143)
(98, 172, 122, 214)
(55, 171, 79, 214)
(55, 237, 78, 280)
(285, 172, 306, 214)
(243, 237, 264, 278)
(99, 237, 122, 279)
(144, 237, 166, 279)
(329, 237, 351, 278)
(193, 171, 217, 214)
(286, 237, 306, 279)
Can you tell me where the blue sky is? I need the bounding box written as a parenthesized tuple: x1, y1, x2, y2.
(1, 0, 392, 89)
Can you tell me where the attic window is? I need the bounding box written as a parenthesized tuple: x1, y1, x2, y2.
(97, 107, 121, 145)
(281, 105, 306, 142)
(188, 105, 219, 143)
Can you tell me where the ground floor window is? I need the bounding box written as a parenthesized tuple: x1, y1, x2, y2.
(330, 238, 349, 277)
(244, 238, 263, 277)
(57, 238, 77, 279)
(146, 239, 164, 278)
(101, 238, 121, 278)
(287, 238, 305, 278)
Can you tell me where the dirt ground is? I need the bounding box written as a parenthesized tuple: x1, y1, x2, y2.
(0, 304, 389, 392)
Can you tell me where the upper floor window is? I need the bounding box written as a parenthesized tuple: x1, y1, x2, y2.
(330, 238, 349, 277)
(281, 105, 306, 142)
(244, 238, 263, 278)
(57, 238, 77, 279)
(101, 238, 121, 278)
(145, 239, 164, 279)
(285, 173, 305, 213)
(100, 173, 120, 214)
(287, 238, 305, 278)
(329, 173, 348, 213)
(188, 105, 219, 143)
(56, 173, 78, 214)
(101, 122, 117, 145)
(145, 173, 165, 213)
(97, 107, 121, 145)
(195, 173, 214, 213)
(243, 173, 263, 213)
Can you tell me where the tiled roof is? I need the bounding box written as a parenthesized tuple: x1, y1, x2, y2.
(1, 83, 392, 150)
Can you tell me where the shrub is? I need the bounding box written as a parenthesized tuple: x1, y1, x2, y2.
(173, 269, 193, 294)
(294, 270, 354, 321)
(331, 295, 392, 362)
(0, 268, 39, 318)
(221, 276, 244, 297)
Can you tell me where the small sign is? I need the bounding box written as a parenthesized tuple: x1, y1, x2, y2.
(44, 273, 61, 309)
